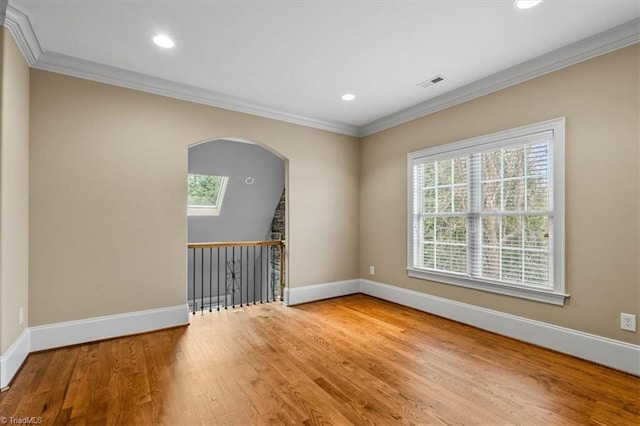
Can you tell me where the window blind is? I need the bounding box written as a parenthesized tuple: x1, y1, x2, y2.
(412, 130, 554, 289)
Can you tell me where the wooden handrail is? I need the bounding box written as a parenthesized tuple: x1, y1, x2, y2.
(187, 240, 284, 249)
(187, 240, 286, 301)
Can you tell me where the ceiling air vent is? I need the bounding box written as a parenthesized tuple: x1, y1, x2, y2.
(417, 75, 446, 88)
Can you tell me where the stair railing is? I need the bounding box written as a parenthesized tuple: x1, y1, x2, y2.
(187, 240, 285, 314)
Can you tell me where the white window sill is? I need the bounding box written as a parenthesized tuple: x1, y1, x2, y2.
(188, 206, 221, 216)
(407, 267, 569, 306)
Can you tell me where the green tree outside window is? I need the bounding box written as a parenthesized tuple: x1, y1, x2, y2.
(188, 174, 225, 207)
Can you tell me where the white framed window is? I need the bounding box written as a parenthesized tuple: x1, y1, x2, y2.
(407, 118, 567, 305)
(187, 174, 229, 216)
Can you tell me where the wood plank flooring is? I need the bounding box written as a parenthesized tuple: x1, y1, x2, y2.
(1, 294, 638, 425)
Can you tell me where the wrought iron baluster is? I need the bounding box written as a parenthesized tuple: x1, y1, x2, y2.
(217, 248, 220, 311)
(192, 248, 196, 315)
(201, 248, 204, 314)
(253, 245, 257, 305)
(280, 243, 285, 301)
(240, 246, 244, 307)
(267, 244, 271, 302)
(224, 247, 228, 310)
(232, 247, 236, 308)
(267, 244, 270, 302)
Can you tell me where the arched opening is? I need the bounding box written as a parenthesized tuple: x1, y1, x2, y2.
(186, 138, 287, 312)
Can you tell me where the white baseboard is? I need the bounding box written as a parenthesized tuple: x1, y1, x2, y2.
(282, 278, 639, 375)
(5, 278, 637, 387)
(360, 279, 640, 376)
(284, 279, 360, 306)
(0, 328, 30, 389)
(30, 304, 190, 352)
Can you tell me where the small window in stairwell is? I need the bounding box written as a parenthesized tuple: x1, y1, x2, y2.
(187, 174, 229, 216)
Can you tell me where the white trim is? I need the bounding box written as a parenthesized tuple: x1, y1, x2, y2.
(4, 3, 42, 65)
(1, 280, 636, 387)
(552, 120, 566, 302)
(406, 268, 568, 305)
(281, 279, 639, 375)
(3, 4, 638, 138)
(31, 51, 360, 137)
(408, 119, 562, 157)
(0, 328, 30, 389)
(283, 279, 360, 306)
(360, 279, 640, 376)
(187, 206, 221, 216)
(406, 118, 567, 305)
(360, 19, 640, 136)
(2, 2, 358, 136)
(30, 304, 189, 352)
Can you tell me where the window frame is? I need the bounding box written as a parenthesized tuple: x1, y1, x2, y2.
(406, 118, 568, 305)
(187, 174, 229, 217)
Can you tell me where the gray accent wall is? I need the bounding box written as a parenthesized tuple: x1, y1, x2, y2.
(188, 139, 285, 243)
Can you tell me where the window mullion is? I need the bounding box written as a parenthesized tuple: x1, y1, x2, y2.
(407, 118, 565, 305)
(434, 164, 439, 268)
(521, 216, 525, 283)
(468, 154, 481, 278)
(521, 145, 527, 284)
(413, 164, 423, 268)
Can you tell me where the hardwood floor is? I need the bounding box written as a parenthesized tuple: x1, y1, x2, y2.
(1, 294, 638, 425)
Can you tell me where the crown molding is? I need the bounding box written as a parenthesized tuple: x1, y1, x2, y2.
(32, 50, 360, 136)
(2, 2, 638, 139)
(3, 4, 358, 137)
(359, 18, 640, 137)
(4, 2, 42, 65)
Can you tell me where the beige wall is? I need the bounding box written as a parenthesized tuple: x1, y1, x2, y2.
(0, 27, 30, 353)
(19, 30, 640, 345)
(29, 70, 360, 326)
(360, 44, 639, 344)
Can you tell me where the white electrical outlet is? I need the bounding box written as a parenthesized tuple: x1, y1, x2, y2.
(621, 313, 636, 332)
(369, 265, 375, 275)
(19, 307, 24, 325)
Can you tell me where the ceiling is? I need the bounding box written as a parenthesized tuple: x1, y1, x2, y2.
(4, 0, 640, 136)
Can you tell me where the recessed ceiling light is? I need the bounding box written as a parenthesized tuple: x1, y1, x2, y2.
(153, 34, 175, 48)
(514, 0, 542, 9)
(341, 93, 355, 101)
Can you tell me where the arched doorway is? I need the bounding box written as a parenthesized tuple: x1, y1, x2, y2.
(186, 138, 287, 312)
